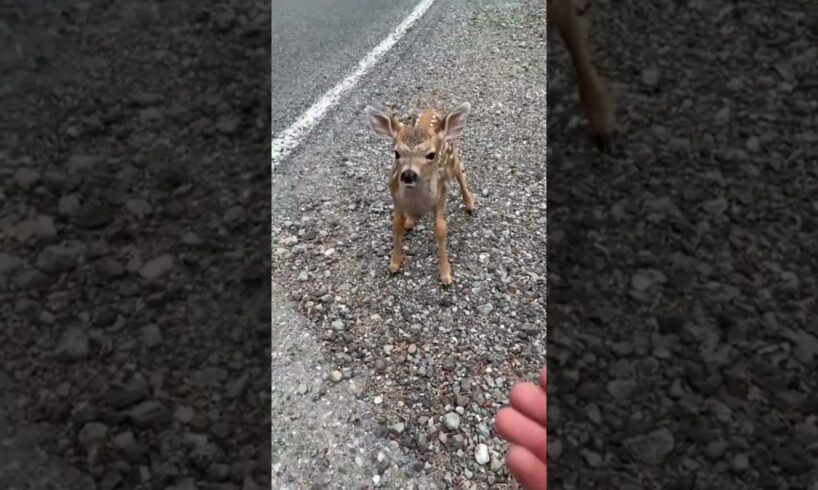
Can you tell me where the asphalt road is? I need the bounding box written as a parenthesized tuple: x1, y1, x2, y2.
(271, 0, 420, 136)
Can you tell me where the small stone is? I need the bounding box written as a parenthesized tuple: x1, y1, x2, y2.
(702, 197, 728, 215)
(174, 406, 195, 424)
(112, 431, 136, 451)
(37, 244, 80, 273)
(297, 271, 309, 281)
(217, 115, 241, 135)
(330, 371, 343, 383)
(297, 384, 308, 395)
(641, 66, 660, 86)
(128, 401, 168, 429)
(584, 450, 603, 467)
(14, 216, 58, 242)
(442, 412, 461, 431)
(475, 443, 490, 465)
(139, 255, 174, 280)
(715, 107, 731, 121)
(408, 344, 417, 354)
(455, 394, 469, 407)
(75, 203, 114, 229)
(607, 379, 637, 400)
(731, 453, 750, 472)
(223, 206, 246, 228)
(383, 345, 394, 355)
(373, 395, 383, 405)
(14, 168, 41, 189)
(55, 328, 89, 361)
(141, 324, 162, 347)
(389, 422, 405, 434)
(331, 319, 345, 330)
(125, 198, 153, 217)
(96, 258, 124, 279)
(14, 219, 52, 242)
(78, 422, 108, 448)
(59, 194, 82, 216)
(705, 439, 727, 459)
(746, 136, 760, 152)
(105, 374, 150, 409)
(631, 274, 653, 292)
(100, 471, 122, 490)
(139, 107, 163, 122)
(624, 428, 675, 465)
(478, 303, 494, 315)
(225, 375, 249, 399)
(67, 154, 98, 174)
(549, 439, 563, 459)
(0, 253, 22, 277)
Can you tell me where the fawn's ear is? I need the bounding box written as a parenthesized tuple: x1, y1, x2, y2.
(438, 102, 471, 141)
(365, 106, 401, 140)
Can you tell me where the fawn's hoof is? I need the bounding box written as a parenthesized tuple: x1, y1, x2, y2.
(591, 130, 621, 155)
(403, 215, 417, 231)
(440, 273, 453, 286)
(388, 261, 401, 274)
(465, 207, 476, 216)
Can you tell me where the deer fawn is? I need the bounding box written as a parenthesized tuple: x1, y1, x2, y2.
(548, 0, 617, 152)
(365, 102, 474, 286)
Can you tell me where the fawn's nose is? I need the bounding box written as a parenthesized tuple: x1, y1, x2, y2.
(400, 169, 417, 184)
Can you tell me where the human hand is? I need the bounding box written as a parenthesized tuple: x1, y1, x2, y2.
(495, 367, 547, 490)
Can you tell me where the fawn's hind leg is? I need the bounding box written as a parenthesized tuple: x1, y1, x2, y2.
(453, 157, 475, 215)
(550, 0, 617, 152)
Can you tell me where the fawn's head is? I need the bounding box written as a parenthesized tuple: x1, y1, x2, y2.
(365, 103, 471, 189)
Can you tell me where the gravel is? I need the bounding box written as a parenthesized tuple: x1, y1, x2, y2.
(547, 0, 818, 488)
(2, 0, 271, 488)
(272, 0, 546, 487)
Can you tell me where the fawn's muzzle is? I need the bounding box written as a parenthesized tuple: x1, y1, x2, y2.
(400, 169, 418, 185)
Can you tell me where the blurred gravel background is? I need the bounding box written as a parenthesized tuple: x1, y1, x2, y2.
(2, 1, 271, 488)
(547, 0, 818, 488)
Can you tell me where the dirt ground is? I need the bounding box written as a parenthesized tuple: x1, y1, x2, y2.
(1, 1, 271, 488)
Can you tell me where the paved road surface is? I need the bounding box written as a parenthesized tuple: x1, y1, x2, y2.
(272, 0, 420, 136)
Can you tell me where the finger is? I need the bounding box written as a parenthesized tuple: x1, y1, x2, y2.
(507, 444, 548, 490)
(495, 407, 547, 462)
(509, 382, 547, 426)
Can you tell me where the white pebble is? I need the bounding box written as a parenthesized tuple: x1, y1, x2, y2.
(475, 444, 490, 465)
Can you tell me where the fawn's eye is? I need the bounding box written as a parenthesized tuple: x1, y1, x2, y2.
(394, 151, 401, 160)
(426, 152, 436, 161)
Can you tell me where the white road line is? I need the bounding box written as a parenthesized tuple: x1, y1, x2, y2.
(271, 0, 437, 169)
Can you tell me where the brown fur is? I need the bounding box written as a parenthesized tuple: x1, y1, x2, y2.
(366, 103, 475, 286)
(548, 0, 618, 152)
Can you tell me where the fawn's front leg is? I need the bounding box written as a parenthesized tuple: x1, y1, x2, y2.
(433, 191, 452, 286)
(389, 210, 406, 273)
